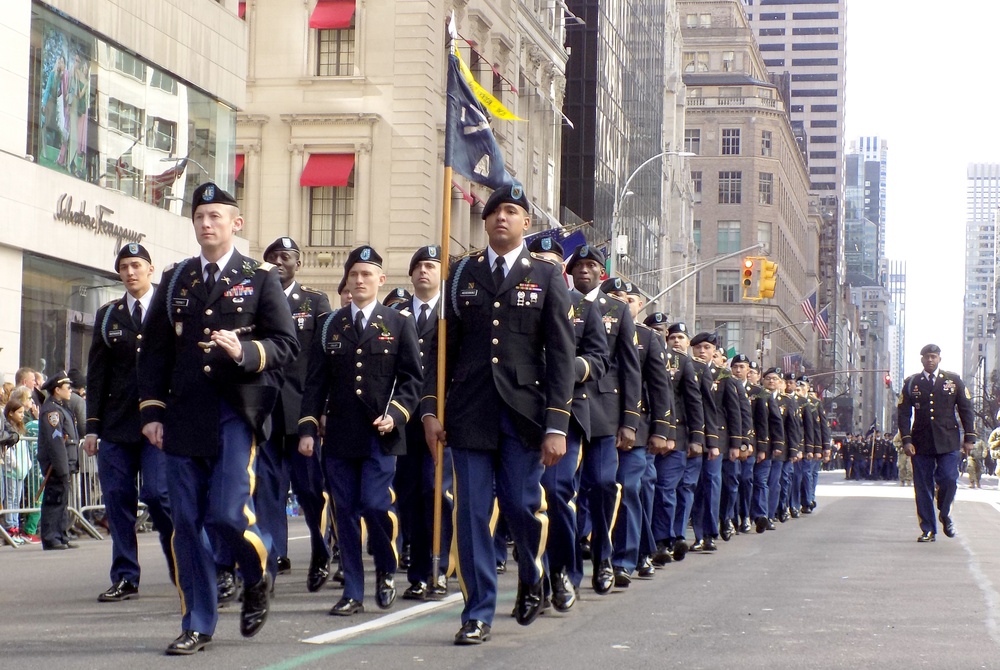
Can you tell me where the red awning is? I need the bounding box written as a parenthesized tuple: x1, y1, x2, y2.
(238, 1, 246, 19)
(308, 0, 356, 29)
(300, 153, 355, 187)
(452, 180, 474, 205)
(235, 154, 245, 179)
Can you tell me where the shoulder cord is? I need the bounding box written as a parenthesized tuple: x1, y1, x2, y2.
(449, 256, 471, 319)
(165, 258, 190, 329)
(100, 304, 115, 348)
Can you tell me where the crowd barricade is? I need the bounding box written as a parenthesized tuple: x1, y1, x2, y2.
(0, 436, 105, 548)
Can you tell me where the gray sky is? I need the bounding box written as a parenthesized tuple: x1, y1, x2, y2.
(844, 1, 1000, 378)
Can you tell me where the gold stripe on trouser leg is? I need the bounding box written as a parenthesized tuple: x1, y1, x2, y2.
(445, 490, 457, 577)
(532, 486, 549, 579)
(360, 518, 368, 550)
(320, 491, 331, 537)
(488, 497, 500, 535)
(386, 486, 400, 564)
(568, 445, 584, 515)
(606, 482, 623, 549)
(170, 531, 186, 614)
(241, 436, 268, 576)
(450, 459, 468, 601)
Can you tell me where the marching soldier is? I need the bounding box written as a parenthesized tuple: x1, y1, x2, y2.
(753, 367, 785, 533)
(790, 376, 817, 518)
(566, 247, 641, 594)
(771, 373, 802, 523)
(738, 360, 762, 532)
(423, 184, 575, 644)
(897, 344, 976, 542)
(138, 183, 299, 654)
(258, 236, 333, 591)
(84, 243, 174, 600)
(298, 246, 422, 615)
(37, 371, 79, 551)
(723, 354, 754, 538)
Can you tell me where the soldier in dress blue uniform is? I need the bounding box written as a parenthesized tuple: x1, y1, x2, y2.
(298, 246, 423, 616)
(638, 312, 671, 571)
(256, 236, 333, 591)
(770, 372, 802, 524)
(719, 353, 753, 540)
(897, 344, 976, 542)
(84, 243, 173, 601)
(37, 372, 79, 551)
(566, 247, 641, 594)
(138, 183, 299, 655)
(738, 361, 762, 532)
(606, 280, 673, 585)
(753, 367, 785, 533)
(789, 375, 817, 518)
(423, 184, 575, 644)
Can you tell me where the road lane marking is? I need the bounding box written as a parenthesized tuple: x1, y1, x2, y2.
(302, 593, 464, 644)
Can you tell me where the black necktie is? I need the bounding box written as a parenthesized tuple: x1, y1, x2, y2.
(355, 310, 365, 337)
(493, 257, 505, 290)
(131, 301, 143, 329)
(417, 303, 429, 331)
(205, 262, 219, 292)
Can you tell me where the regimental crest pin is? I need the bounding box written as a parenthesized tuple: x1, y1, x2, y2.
(541, 237, 552, 251)
(428, 246, 438, 258)
(511, 184, 523, 199)
(361, 247, 371, 261)
(128, 243, 139, 255)
(204, 185, 215, 201)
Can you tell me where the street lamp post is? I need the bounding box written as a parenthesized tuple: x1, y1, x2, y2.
(609, 149, 695, 277)
(160, 156, 210, 175)
(758, 320, 812, 368)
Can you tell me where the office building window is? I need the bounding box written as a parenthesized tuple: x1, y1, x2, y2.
(716, 321, 741, 352)
(723, 51, 735, 72)
(717, 220, 741, 254)
(691, 171, 702, 203)
(685, 128, 701, 155)
(722, 128, 740, 155)
(317, 26, 356, 76)
(716, 270, 739, 303)
(693, 220, 701, 252)
(719, 171, 742, 204)
(758, 172, 773, 205)
(761, 130, 772, 157)
(309, 185, 354, 246)
(757, 221, 772, 254)
(683, 51, 709, 72)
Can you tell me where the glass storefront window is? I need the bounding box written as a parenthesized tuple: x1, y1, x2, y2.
(26, 3, 237, 216)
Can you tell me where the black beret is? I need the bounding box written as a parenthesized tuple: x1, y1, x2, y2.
(667, 322, 688, 336)
(731, 354, 751, 364)
(763, 367, 782, 378)
(382, 287, 411, 308)
(601, 277, 631, 294)
(114, 242, 151, 273)
(344, 245, 383, 272)
(920, 343, 941, 355)
(409, 245, 442, 275)
(527, 236, 564, 258)
(264, 237, 300, 259)
(191, 182, 237, 216)
(482, 183, 530, 220)
(796, 375, 810, 385)
(337, 275, 348, 295)
(644, 312, 668, 327)
(566, 245, 606, 274)
(690, 332, 718, 347)
(749, 360, 760, 370)
(782, 371, 797, 381)
(42, 370, 71, 394)
(67, 368, 86, 389)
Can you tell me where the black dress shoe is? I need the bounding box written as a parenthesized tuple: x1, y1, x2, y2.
(375, 571, 396, 610)
(550, 570, 577, 611)
(917, 531, 936, 543)
(99, 579, 139, 602)
(454, 619, 491, 645)
(333, 566, 345, 584)
(703, 537, 718, 552)
(690, 539, 705, 552)
(399, 543, 411, 571)
(429, 574, 448, 599)
(63, 542, 79, 549)
(514, 579, 543, 625)
(42, 542, 68, 550)
(276, 556, 292, 574)
(636, 555, 655, 578)
(592, 559, 614, 595)
(790, 508, 800, 519)
(765, 519, 776, 531)
(403, 581, 428, 600)
(720, 520, 734, 541)
(613, 566, 631, 588)
(754, 517, 767, 534)
(651, 541, 673, 566)
(579, 538, 592, 561)
(165, 630, 212, 655)
(672, 539, 689, 561)
(809, 500, 817, 510)
(329, 597, 364, 616)
(940, 515, 956, 538)
(307, 559, 331, 593)
(240, 574, 270, 638)
(217, 569, 241, 604)
(496, 560, 507, 574)
(800, 506, 813, 515)
(779, 509, 790, 522)
(739, 519, 752, 534)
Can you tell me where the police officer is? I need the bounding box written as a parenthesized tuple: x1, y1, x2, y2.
(897, 343, 976, 542)
(138, 183, 299, 654)
(298, 246, 422, 615)
(565, 247, 641, 594)
(753, 367, 785, 533)
(37, 371, 79, 551)
(84, 243, 174, 600)
(423, 184, 575, 644)
(606, 279, 673, 585)
(258, 236, 333, 591)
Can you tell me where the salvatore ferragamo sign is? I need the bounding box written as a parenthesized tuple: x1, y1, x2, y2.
(54, 193, 146, 254)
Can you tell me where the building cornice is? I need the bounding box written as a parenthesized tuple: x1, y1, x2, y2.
(279, 113, 381, 126)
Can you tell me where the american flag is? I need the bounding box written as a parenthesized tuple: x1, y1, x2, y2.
(800, 290, 817, 326)
(146, 159, 188, 205)
(782, 353, 802, 373)
(816, 306, 830, 339)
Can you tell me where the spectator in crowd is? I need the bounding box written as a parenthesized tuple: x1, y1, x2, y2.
(15, 368, 42, 415)
(0, 382, 14, 407)
(18, 396, 41, 542)
(2, 398, 33, 543)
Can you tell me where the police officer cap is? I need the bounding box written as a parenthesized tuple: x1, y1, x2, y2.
(42, 370, 71, 394)
(920, 343, 941, 355)
(263, 237, 300, 259)
(408, 245, 442, 275)
(667, 322, 688, 336)
(114, 242, 151, 273)
(527, 236, 564, 258)
(749, 360, 760, 370)
(690, 332, 718, 347)
(601, 277, 631, 295)
(644, 312, 668, 327)
(482, 183, 530, 220)
(731, 353, 751, 365)
(190, 182, 238, 216)
(566, 245, 607, 274)
(344, 245, 383, 272)
(383, 287, 411, 308)
(763, 366, 782, 378)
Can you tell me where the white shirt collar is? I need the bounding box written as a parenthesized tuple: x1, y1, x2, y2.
(486, 245, 524, 278)
(412, 293, 439, 316)
(926, 370, 936, 381)
(584, 286, 600, 302)
(125, 288, 153, 319)
(200, 248, 236, 278)
(283, 280, 298, 297)
(351, 300, 377, 326)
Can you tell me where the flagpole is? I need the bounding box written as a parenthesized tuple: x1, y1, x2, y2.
(869, 426, 877, 477)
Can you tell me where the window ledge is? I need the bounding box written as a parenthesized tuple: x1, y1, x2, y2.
(299, 75, 365, 86)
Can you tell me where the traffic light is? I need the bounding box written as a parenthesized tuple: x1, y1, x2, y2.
(742, 258, 755, 289)
(758, 260, 778, 299)
(884, 374, 892, 388)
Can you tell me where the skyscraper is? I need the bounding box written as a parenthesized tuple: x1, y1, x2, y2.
(963, 164, 1000, 381)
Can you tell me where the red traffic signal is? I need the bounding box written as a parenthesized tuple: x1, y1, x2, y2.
(884, 374, 891, 387)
